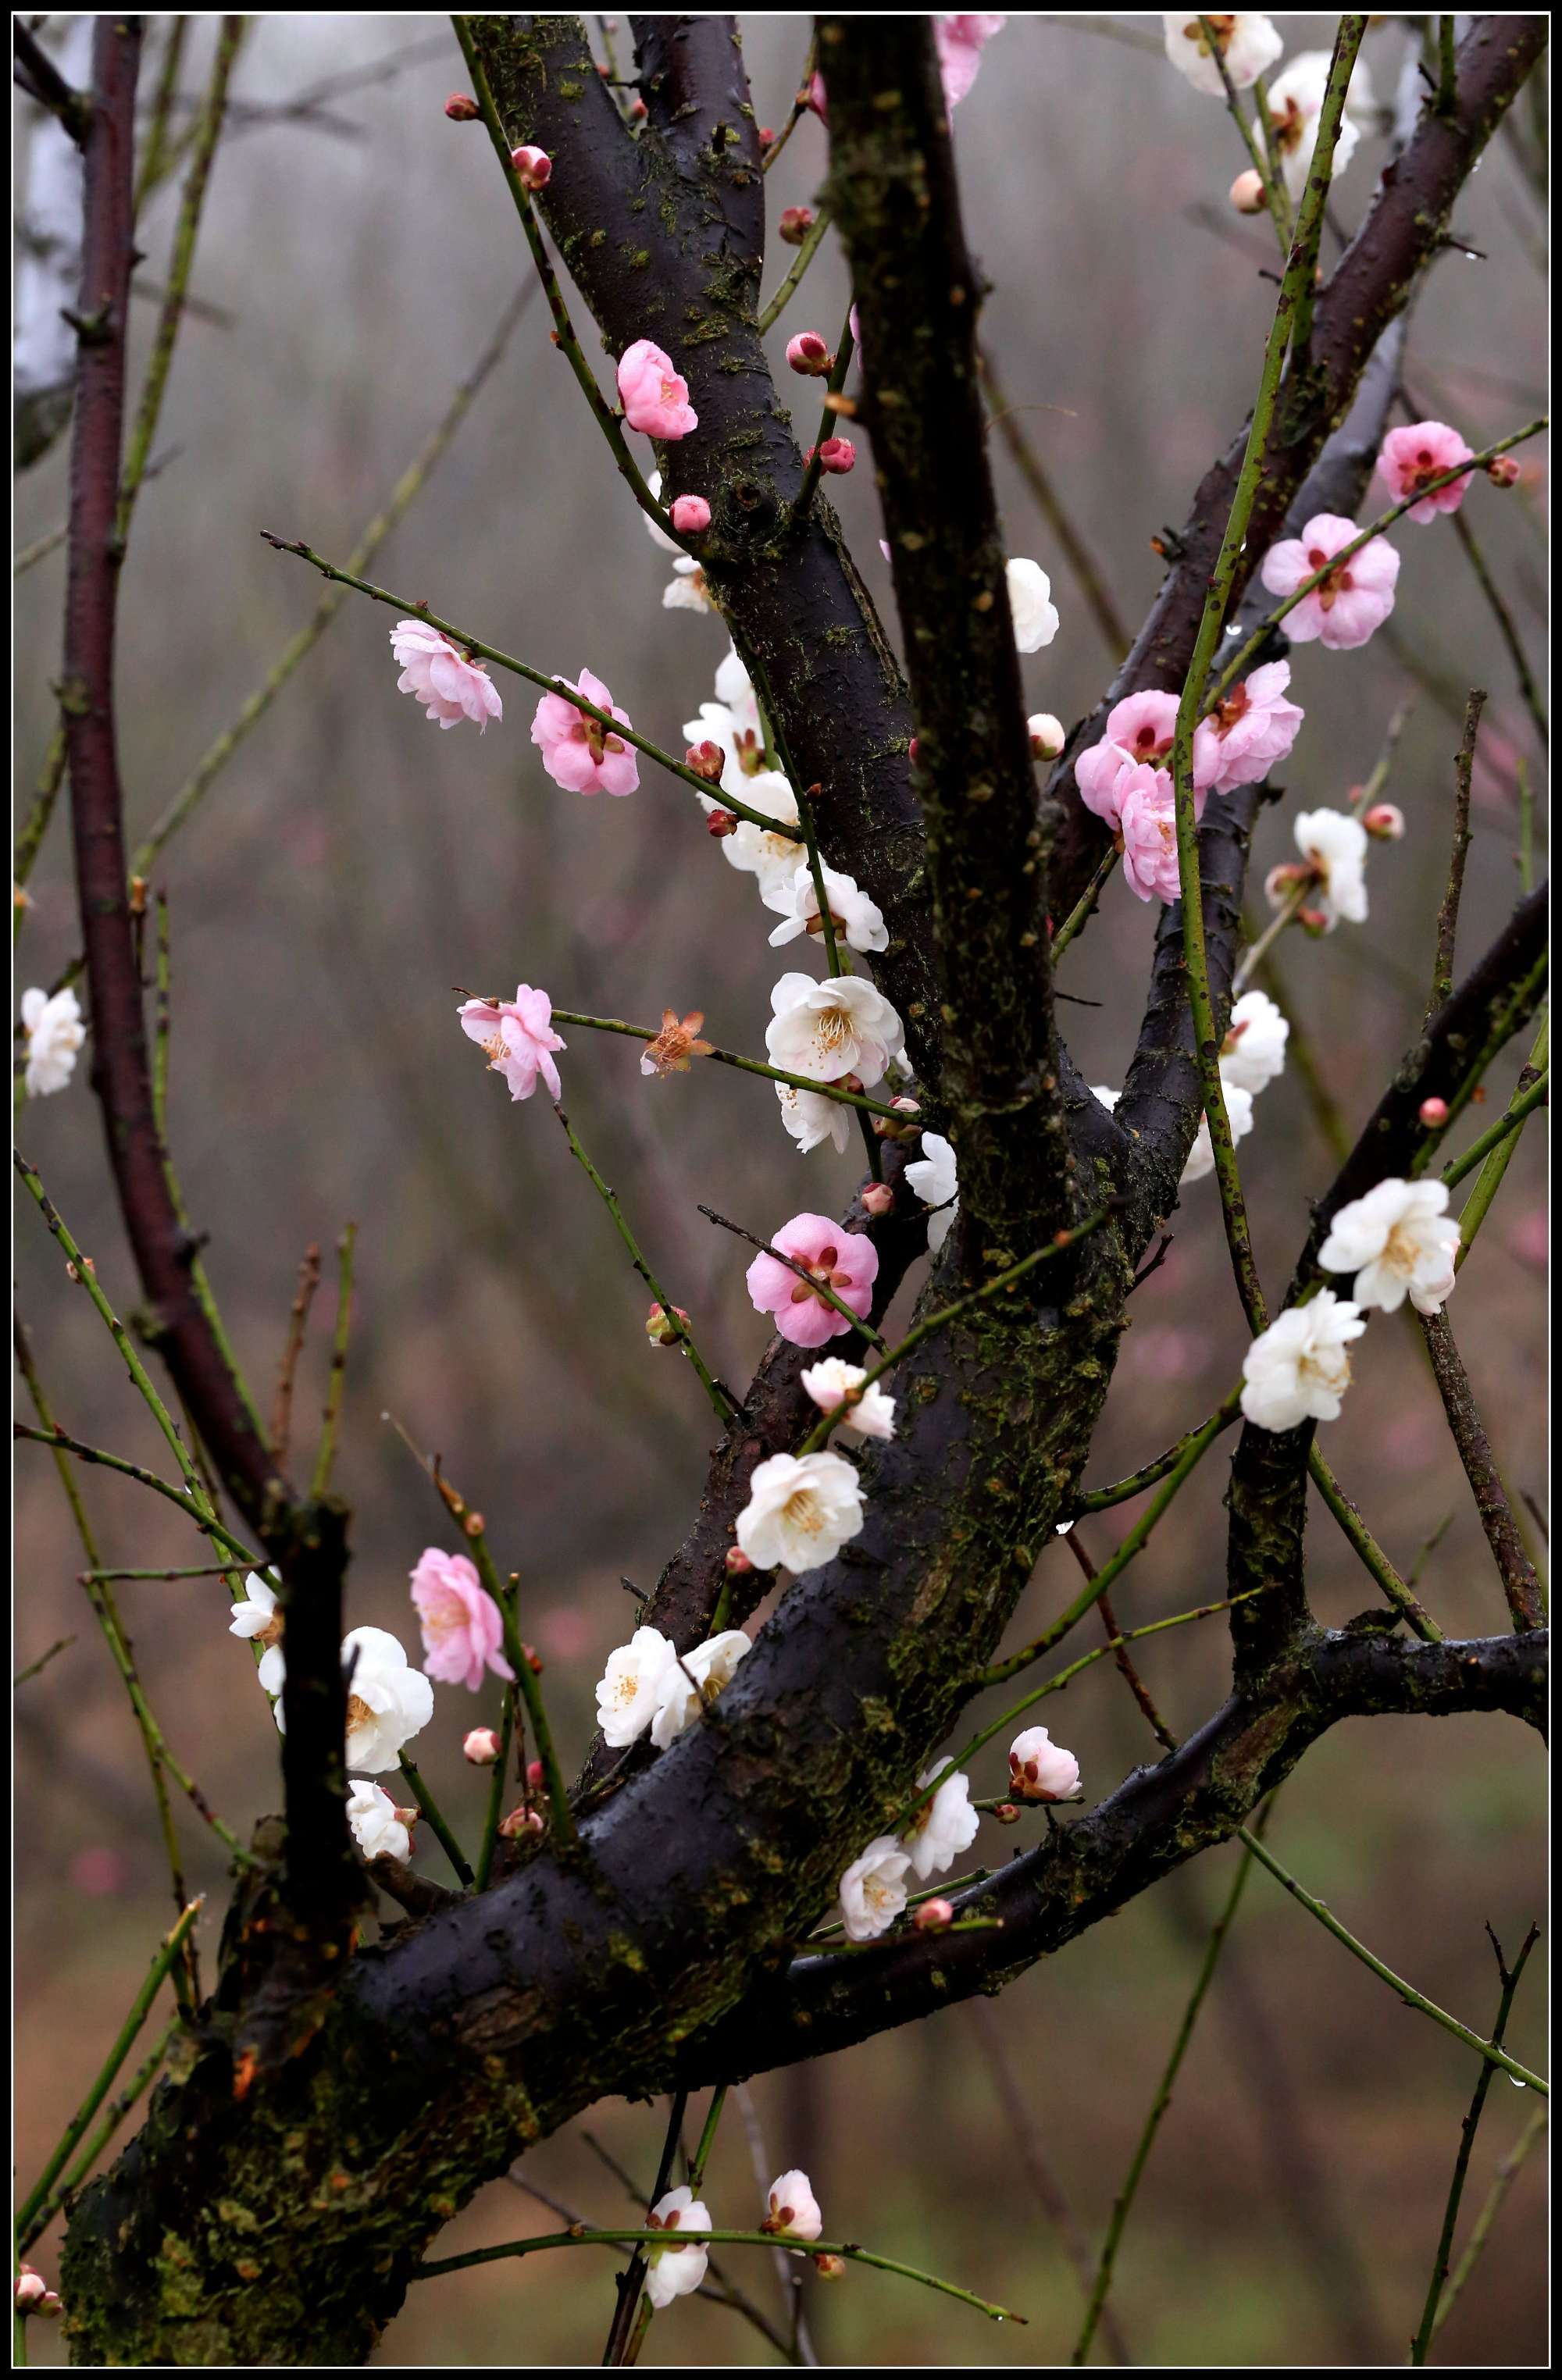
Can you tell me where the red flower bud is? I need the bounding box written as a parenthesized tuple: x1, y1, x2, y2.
(1418, 1096, 1450, 1128)
(860, 1181, 894, 1217)
(778, 205, 815, 248)
(686, 739, 726, 782)
(444, 92, 481, 121)
(724, 1546, 754, 1577)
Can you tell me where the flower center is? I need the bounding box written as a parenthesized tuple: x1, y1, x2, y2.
(1184, 13, 1235, 59)
(576, 713, 626, 764)
(1382, 1221, 1421, 1277)
(1305, 547, 1353, 610)
(1131, 724, 1172, 759)
(1212, 685, 1250, 733)
(734, 729, 767, 776)
(1274, 96, 1305, 155)
(783, 1488, 825, 1535)
(346, 1693, 372, 1730)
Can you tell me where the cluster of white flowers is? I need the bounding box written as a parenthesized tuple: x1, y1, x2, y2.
(1163, 18, 1378, 201)
(1093, 988, 1288, 1195)
(229, 1593, 435, 1773)
(18, 985, 84, 1099)
(594, 1622, 751, 1751)
(641, 2165, 826, 2313)
(1242, 1178, 1462, 1430)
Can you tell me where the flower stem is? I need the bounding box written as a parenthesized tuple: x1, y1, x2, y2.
(1430, 2104, 1547, 2342)
(1201, 20, 1290, 256)
(792, 308, 855, 526)
(549, 1004, 908, 1124)
(1050, 843, 1119, 961)
(757, 205, 833, 334)
(1307, 1449, 1443, 1639)
(309, 1221, 357, 1497)
(12, 1421, 258, 1567)
(1071, 1386, 1243, 1513)
(1452, 1012, 1550, 1262)
(397, 1756, 474, 1888)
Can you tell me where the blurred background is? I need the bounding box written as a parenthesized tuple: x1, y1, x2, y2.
(13, 13, 1548, 2367)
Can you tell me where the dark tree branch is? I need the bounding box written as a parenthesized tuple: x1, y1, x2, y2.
(822, 15, 1068, 1253)
(1226, 1418, 1315, 1687)
(1419, 1311, 1545, 1632)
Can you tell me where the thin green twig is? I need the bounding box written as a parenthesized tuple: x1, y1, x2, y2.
(758, 205, 833, 334)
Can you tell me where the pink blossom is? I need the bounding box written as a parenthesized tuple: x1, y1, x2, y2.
(410, 1548, 515, 1692)
(1376, 422, 1476, 523)
(530, 668, 640, 796)
(805, 72, 827, 119)
(617, 338, 698, 439)
(669, 494, 711, 534)
(786, 332, 832, 377)
(1193, 661, 1304, 794)
(390, 620, 502, 732)
(509, 144, 551, 191)
(746, 1213, 879, 1349)
(1259, 512, 1400, 650)
(1117, 765, 1184, 905)
(1075, 690, 1212, 828)
(935, 14, 1007, 109)
(778, 205, 815, 245)
(808, 436, 854, 475)
(458, 984, 566, 1103)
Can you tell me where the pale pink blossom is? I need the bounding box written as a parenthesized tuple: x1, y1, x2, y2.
(1008, 1726, 1080, 1801)
(1118, 765, 1184, 905)
(935, 14, 1007, 109)
(1163, 13, 1283, 97)
(1075, 691, 1212, 829)
(410, 1547, 515, 1692)
(902, 1764, 979, 1879)
(464, 1726, 501, 1764)
(747, 1213, 879, 1348)
(765, 2170, 824, 2243)
(390, 620, 502, 732)
(799, 1356, 897, 1440)
(530, 668, 640, 796)
(617, 338, 698, 439)
(1377, 421, 1476, 522)
(837, 1836, 912, 1940)
(1259, 513, 1400, 650)
(1194, 661, 1304, 794)
(646, 2189, 711, 2308)
(509, 144, 551, 190)
(458, 985, 566, 1103)
(347, 1778, 412, 1864)
(669, 493, 711, 534)
(1266, 51, 1365, 203)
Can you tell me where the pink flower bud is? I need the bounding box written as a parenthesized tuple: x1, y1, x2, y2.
(813, 436, 855, 475)
(526, 1758, 546, 1787)
(812, 2253, 846, 2281)
(646, 1301, 693, 1345)
(786, 332, 833, 378)
(1363, 803, 1404, 840)
(724, 1545, 754, 1577)
(628, 95, 648, 121)
(1297, 906, 1329, 935)
(778, 206, 815, 248)
(805, 72, 828, 121)
(908, 736, 921, 768)
(758, 125, 776, 149)
(861, 1181, 894, 1217)
(1229, 169, 1267, 216)
(1028, 712, 1065, 762)
(1264, 861, 1311, 910)
(913, 1896, 954, 1932)
(686, 739, 726, 782)
(15, 2273, 46, 2311)
(463, 1727, 501, 1765)
(872, 1094, 922, 1142)
(509, 145, 552, 191)
(706, 808, 738, 838)
(669, 494, 711, 535)
(1486, 454, 1521, 488)
(444, 92, 481, 121)
(992, 1800, 1021, 1824)
(499, 1805, 546, 1839)
(1419, 1096, 1450, 1128)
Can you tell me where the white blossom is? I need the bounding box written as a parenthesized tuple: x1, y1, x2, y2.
(800, 1357, 897, 1441)
(594, 1626, 679, 1748)
(1239, 1289, 1368, 1430)
(1293, 808, 1369, 928)
(228, 1569, 286, 1697)
(1179, 1079, 1255, 1184)
(645, 2187, 711, 2309)
(765, 2169, 823, 2243)
(736, 1450, 865, 1575)
(346, 1779, 411, 1865)
(1317, 1178, 1460, 1316)
(1162, 13, 1283, 97)
(1009, 1726, 1081, 1801)
(272, 1626, 435, 1769)
(1267, 49, 1365, 201)
(837, 1835, 913, 1940)
(905, 1131, 959, 1253)
(1029, 711, 1065, 761)
(642, 469, 682, 554)
(650, 1628, 752, 1749)
(902, 1765, 979, 1880)
(20, 986, 85, 1098)
(766, 973, 904, 1087)
(1220, 989, 1289, 1097)
(765, 862, 887, 954)
(776, 1077, 852, 1156)
(663, 554, 712, 611)
(1007, 558, 1059, 653)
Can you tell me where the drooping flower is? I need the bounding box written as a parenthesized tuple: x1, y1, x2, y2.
(347, 1778, 412, 1864)
(902, 1765, 979, 1880)
(736, 1449, 865, 1573)
(904, 1131, 959, 1255)
(1117, 765, 1185, 905)
(458, 985, 566, 1103)
(746, 1213, 879, 1348)
(229, 1569, 286, 1697)
(19, 985, 86, 1098)
(530, 668, 640, 796)
(1163, 14, 1283, 97)
(1007, 558, 1059, 653)
(1219, 989, 1289, 1096)
(1376, 421, 1476, 522)
(1008, 1726, 1080, 1801)
(649, 1628, 751, 1749)
(644, 2188, 712, 2309)
(1260, 512, 1399, 649)
(595, 1626, 679, 1747)
(409, 1547, 515, 1693)
(764, 2170, 823, 2243)
(1317, 1178, 1461, 1316)
(766, 972, 905, 1086)
(640, 1008, 714, 1078)
(1265, 49, 1366, 201)
(800, 1357, 897, 1441)
(617, 338, 699, 439)
(776, 1078, 852, 1157)
(765, 862, 887, 954)
(1179, 1080, 1255, 1183)
(1239, 1289, 1368, 1430)
(283, 1628, 434, 1771)
(1194, 661, 1304, 795)
(936, 13, 1007, 108)
(389, 620, 503, 733)
(838, 1836, 913, 1940)
(1291, 807, 1369, 928)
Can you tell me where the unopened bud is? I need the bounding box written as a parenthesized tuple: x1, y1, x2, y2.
(724, 1545, 754, 1577)
(1229, 169, 1267, 216)
(444, 91, 481, 120)
(1297, 906, 1329, 936)
(463, 1727, 501, 1765)
(786, 331, 833, 378)
(509, 144, 552, 191)
(1264, 861, 1311, 910)
(1418, 1096, 1450, 1128)
(1028, 712, 1065, 762)
(811, 2254, 846, 2281)
(860, 1181, 894, 1217)
(908, 736, 920, 768)
(15, 2273, 46, 2311)
(526, 1758, 546, 1788)
(872, 1095, 922, 1143)
(1486, 454, 1521, 488)
(523, 1642, 544, 1676)
(778, 205, 815, 247)
(646, 1301, 692, 1345)
(758, 125, 776, 148)
(499, 1805, 547, 1839)
(1363, 802, 1404, 839)
(464, 1510, 485, 1537)
(913, 1896, 954, 1933)
(706, 808, 738, 838)
(669, 493, 711, 535)
(686, 739, 726, 782)
(811, 436, 854, 476)
(992, 1801, 1021, 1825)
(628, 95, 647, 121)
